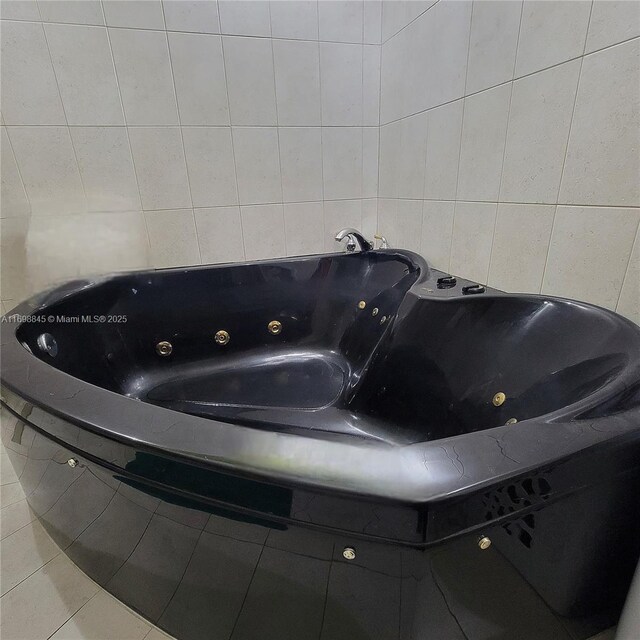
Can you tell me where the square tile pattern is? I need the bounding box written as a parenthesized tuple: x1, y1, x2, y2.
(0, 0, 639, 329)
(0, 439, 175, 640)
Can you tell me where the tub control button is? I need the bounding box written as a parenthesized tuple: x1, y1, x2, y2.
(462, 284, 485, 295)
(67, 458, 79, 468)
(437, 276, 457, 289)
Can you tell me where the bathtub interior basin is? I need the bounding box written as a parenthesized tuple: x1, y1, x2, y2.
(11, 250, 639, 445)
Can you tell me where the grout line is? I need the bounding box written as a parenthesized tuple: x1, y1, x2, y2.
(538, 204, 558, 295)
(448, 0, 475, 273)
(39, 21, 89, 215)
(219, 38, 246, 260)
(0, 123, 381, 129)
(378, 33, 640, 128)
(380, 0, 441, 46)
(487, 0, 524, 286)
(0, 16, 378, 46)
(317, 0, 327, 245)
(161, 1, 199, 268)
(540, 2, 594, 293)
(101, 0, 150, 258)
(614, 217, 640, 312)
(374, 27, 382, 235)
(17, 198, 637, 219)
(1, 125, 33, 214)
(268, 1, 287, 256)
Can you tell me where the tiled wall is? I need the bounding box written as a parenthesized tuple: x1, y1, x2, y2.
(0, 0, 382, 310)
(378, 0, 639, 324)
(2, 0, 639, 326)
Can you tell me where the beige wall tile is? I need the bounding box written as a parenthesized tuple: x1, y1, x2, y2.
(322, 127, 363, 200)
(38, 0, 104, 24)
(103, 1, 165, 30)
(377, 197, 399, 246)
(70, 127, 141, 213)
(450, 201, 497, 284)
(501, 60, 580, 204)
(240, 204, 286, 260)
(364, 1, 383, 45)
(421, 200, 455, 272)
(320, 43, 363, 126)
(182, 127, 237, 208)
(617, 225, 640, 325)
(163, 0, 220, 34)
(542, 206, 640, 310)
(424, 100, 463, 201)
(218, 1, 271, 37)
(109, 28, 178, 126)
(232, 127, 282, 205)
(466, 0, 522, 95)
(145, 209, 200, 268)
(515, 0, 591, 77)
(270, 1, 318, 40)
(169, 33, 229, 126)
(560, 39, 640, 207)
(488, 203, 555, 293)
(274, 40, 321, 126)
(279, 127, 323, 203)
(128, 127, 191, 210)
(362, 128, 379, 199)
(395, 199, 423, 253)
(8, 126, 86, 215)
(195, 206, 245, 264)
(0, 0, 40, 21)
(1, 127, 30, 218)
(45, 24, 123, 126)
(284, 201, 325, 256)
(224, 36, 277, 126)
(457, 84, 511, 202)
(319, 0, 363, 43)
(585, 0, 640, 54)
(0, 21, 66, 125)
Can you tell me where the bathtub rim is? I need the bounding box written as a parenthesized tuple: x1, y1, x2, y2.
(2, 253, 640, 507)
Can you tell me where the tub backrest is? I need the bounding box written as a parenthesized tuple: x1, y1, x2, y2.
(15, 252, 422, 395)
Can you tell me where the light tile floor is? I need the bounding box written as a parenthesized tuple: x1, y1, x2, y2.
(0, 442, 175, 640)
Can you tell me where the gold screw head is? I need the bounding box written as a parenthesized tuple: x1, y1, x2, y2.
(342, 547, 356, 560)
(268, 320, 282, 335)
(358, 300, 366, 310)
(156, 341, 173, 356)
(492, 392, 506, 406)
(215, 330, 230, 345)
(478, 536, 492, 550)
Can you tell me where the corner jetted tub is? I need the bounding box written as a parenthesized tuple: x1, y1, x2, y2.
(2, 248, 640, 640)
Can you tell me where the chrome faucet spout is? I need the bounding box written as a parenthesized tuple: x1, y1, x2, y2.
(334, 228, 373, 252)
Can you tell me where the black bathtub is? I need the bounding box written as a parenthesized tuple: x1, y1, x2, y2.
(2, 249, 640, 640)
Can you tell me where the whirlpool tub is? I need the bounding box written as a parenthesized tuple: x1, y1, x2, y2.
(2, 248, 640, 640)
